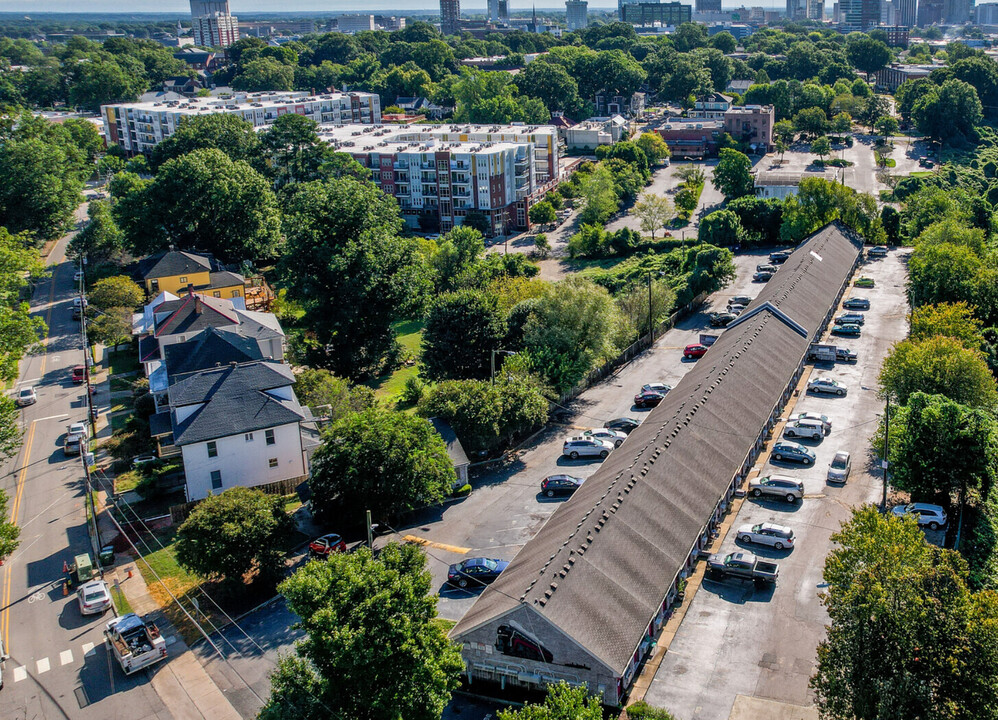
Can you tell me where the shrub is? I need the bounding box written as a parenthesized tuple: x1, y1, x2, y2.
(627, 701, 678, 719)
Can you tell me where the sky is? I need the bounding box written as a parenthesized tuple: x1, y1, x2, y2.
(0, 0, 783, 14)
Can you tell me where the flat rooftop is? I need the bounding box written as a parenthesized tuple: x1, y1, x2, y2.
(316, 122, 558, 152)
(105, 90, 372, 114)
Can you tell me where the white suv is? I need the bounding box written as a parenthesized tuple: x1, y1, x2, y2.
(563, 436, 613, 460)
(783, 418, 825, 440)
(892, 503, 947, 530)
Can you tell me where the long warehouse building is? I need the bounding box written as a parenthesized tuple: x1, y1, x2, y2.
(450, 222, 864, 706)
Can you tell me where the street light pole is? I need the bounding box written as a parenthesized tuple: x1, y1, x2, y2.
(882, 394, 890, 511)
(491, 349, 517, 384)
(647, 272, 653, 344)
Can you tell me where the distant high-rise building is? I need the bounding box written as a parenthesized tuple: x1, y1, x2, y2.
(787, 0, 807, 19)
(190, 0, 238, 48)
(696, 0, 722, 12)
(807, 0, 825, 19)
(896, 0, 917, 24)
(488, 0, 510, 24)
(978, 1, 998, 23)
(566, 0, 590, 28)
(837, 0, 880, 27)
(943, 0, 972, 23)
(440, 0, 461, 34)
(618, 0, 646, 19)
(917, 0, 944, 23)
(337, 14, 376, 33)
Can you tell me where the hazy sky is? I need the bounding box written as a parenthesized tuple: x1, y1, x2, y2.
(0, 0, 783, 13)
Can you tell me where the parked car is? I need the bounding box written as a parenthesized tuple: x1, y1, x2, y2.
(541, 475, 585, 497)
(756, 263, 778, 274)
(77, 580, 112, 615)
(854, 276, 875, 288)
(736, 523, 795, 550)
(728, 295, 752, 307)
(832, 322, 862, 336)
(709, 311, 737, 327)
(641, 383, 672, 395)
(836, 347, 858, 362)
(842, 297, 870, 310)
(684, 343, 708, 359)
(706, 552, 779, 584)
(770, 441, 816, 466)
(633, 391, 666, 408)
(753, 271, 774, 282)
(16, 386, 36, 407)
(64, 436, 82, 456)
(582, 428, 626, 448)
(71, 365, 86, 384)
(67, 422, 88, 440)
(749, 473, 806, 500)
(808, 377, 847, 396)
(132, 455, 158, 469)
(783, 418, 825, 440)
(73, 270, 85, 283)
(309, 533, 346, 557)
(867, 246, 889, 257)
(447, 557, 509, 588)
(72, 296, 87, 310)
(790, 412, 831, 433)
(563, 436, 613, 459)
(834, 313, 865, 326)
(606, 417, 640, 434)
(827, 451, 852, 484)
(769, 250, 791, 264)
(728, 304, 746, 316)
(891, 502, 948, 530)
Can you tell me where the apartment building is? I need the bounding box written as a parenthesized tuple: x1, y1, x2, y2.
(102, 90, 381, 154)
(318, 123, 560, 236)
(189, 0, 238, 48)
(723, 104, 774, 152)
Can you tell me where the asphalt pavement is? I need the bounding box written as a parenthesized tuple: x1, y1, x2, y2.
(0, 209, 172, 720)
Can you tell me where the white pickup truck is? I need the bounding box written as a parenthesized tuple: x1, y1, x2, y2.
(105, 613, 168, 675)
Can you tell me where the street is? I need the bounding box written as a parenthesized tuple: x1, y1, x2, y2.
(0, 206, 172, 719)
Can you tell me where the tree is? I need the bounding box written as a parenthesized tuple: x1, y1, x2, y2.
(907, 242, 984, 310)
(712, 148, 754, 200)
(913, 79, 983, 143)
(636, 132, 671, 165)
(793, 107, 829, 139)
(780, 177, 884, 244)
(633, 192, 673, 239)
(857, 94, 890, 133)
(67, 57, 145, 112)
(259, 543, 463, 720)
(0, 488, 20, 562)
(529, 201, 558, 227)
(534, 233, 551, 259)
(0, 137, 84, 240)
(831, 112, 853, 134)
(308, 408, 455, 522)
(0, 229, 45, 381)
(419, 374, 549, 453)
(260, 113, 324, 187)
(708, 30, 737, 54)
(175, 487, 294, 588)
(293, 368, 375, 420)
(812, 135, 832, 163)
(879, 335, 998, 408)
(69, 200, 123, 265)
(421, 290, 507, 381)
(279, 178, 430, 378)
(578, 164, 620, 225)
(515, 60, 582, 114)
(87, 275, 143, 311)
(497, 682, 603, 720)
(846, 35, 892, 80)
(150, 113, 261, 170)
(910, 302, 984, 349)
(674, 185, 700, 218)
(127, 149, 282, 262)
(87, 307, 132, 348)
(462, 210, 491, 236)
(874, 115, 899, 138)
(432, 225, 485, 290)
(728, 196, 784, 245)
(232, 58, 295, 92)
(698, 209, 743, 247)
(812, 506, 998, 720)
(774, 119, 796, 148)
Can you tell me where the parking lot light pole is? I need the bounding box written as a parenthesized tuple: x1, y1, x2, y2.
(491, 349, 517, 384)
(882, 394, 890, 511)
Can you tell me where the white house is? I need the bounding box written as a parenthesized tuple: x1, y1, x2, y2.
(156, 360, 307, 501)
(754, 170, 828, 200)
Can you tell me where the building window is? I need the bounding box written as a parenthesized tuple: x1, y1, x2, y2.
(245, 433, 254, 442)
(265, 429, 275, 445)
(150, 279, 159, 292)
(210, 470, 222, 489)
(213, 291, 221, 298)
(268, 458, 278, 468)
(179, 276, 187, 283)
(231, 289, 240, 297)
(207, 441, 217, 458)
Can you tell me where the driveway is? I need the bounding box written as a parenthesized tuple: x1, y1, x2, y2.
(642, 248, 913, 720)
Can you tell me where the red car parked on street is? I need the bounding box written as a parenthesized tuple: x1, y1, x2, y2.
(309, 533, 347, 557)
(684, 343, 708, 359)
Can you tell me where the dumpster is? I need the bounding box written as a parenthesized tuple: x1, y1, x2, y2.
(99, 546, 115, 567)
(74, 553, 94, 585)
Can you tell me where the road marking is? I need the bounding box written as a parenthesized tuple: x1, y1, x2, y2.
(37, 657, 50, 674)
(402, 535, 470, 554)
(13, 666, 26, 682)
(82, 642, 95, 656)
(60, 649, 73, 665)
(32, 413, 70, 422)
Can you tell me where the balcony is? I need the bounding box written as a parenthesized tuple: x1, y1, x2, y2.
(451, 174, 472, 186)
(450, 161, 470, 170)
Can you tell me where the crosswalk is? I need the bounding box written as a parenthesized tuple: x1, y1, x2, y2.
(11, 641, 99, 682)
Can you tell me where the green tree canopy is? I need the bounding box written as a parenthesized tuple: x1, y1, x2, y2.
(309, 407, 455, 522)
(150, 113, 262, 170)
(577, 163, 620, 225)
(529, 200, 558, 227)
(293, 368, 375, 422)
(69, 199, 123, 266)
(711, 148, 754, 199)
(175, 487, 295, 588)
(913, 79, 983, 143)
(910, 302, 984, 349)
(635, 132, 671, 165)
(0, 488, 20, 562)
(87, 275, 143, 311)
(0, 137, 84, 240)
(259, 543, 463, 720)
(232, 57, 295, 92)
(259, 113, 325, 187)
(846, 35, 892, 79)
(879, 335, 998, 408)
(497, 682, 603, 720)
(421, 289, 508, 381)
(699, 209, 744, 247)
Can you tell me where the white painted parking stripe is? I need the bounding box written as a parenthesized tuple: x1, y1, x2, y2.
(36, 657, 50, 674)
(60, 649, 73, 665)
(82, 642, 95, 656)
(13, 666, 26, 682)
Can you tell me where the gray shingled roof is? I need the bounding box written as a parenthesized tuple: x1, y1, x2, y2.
(162, 327, 265, 379)
(170, 361, 303, 446)
(154, 294, 240, 337)
(450, 222, 862, 673)
(141, 251, 212, 280)
(429, 417, 470, 467)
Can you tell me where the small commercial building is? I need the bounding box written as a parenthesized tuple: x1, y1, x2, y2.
(564, 116, 630, 151)
(723, 104, 774, 152)
(656, 118, 722, 158)
(450, 222, 864, 707)
(688, 92, 732, 120)
(874, 63, 935, 92)
(754, 170, 828, 199)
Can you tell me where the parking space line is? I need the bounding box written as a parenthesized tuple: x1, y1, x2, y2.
(36, 657, 50, 674)
(82, 641, 95, 656)
(13, 666, 26, 682)
(60, 649, 73, 665)
(402, 535, 470, 554)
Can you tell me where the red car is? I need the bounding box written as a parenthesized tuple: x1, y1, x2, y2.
(684, 343, 708, 359)
(309, 533, 346, 557)
(633, 390, 666, 408)
(71, 365, 86, 384)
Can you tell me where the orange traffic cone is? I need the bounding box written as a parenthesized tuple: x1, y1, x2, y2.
(63, 560, 69, 573)
(127, 568, 132, 579)
(62, 582, 68, 596)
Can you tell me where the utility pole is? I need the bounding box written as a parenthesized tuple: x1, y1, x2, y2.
(647, 271, 654, 344)
(366, 509, 373, 550)
(882, 394, 890, 511)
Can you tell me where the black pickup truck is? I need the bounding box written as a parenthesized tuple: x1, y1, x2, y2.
(706, 552, 779, 585)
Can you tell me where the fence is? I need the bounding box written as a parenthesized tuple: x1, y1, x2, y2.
(169, 474, 307, 525)
(554, 291, 708, 408)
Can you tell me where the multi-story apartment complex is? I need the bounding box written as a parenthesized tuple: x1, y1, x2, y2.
(807, 0, 825, 19)
(336, 14, 376, 33)
(189, 0, 238, 48)
(318, 123, 561, 236)
(440, 0, 461, 35)
(102, 91, 381, 154)
(566, 0, 589, 29)
(978, 1, 998, 23)
(488, 0, 510, 24)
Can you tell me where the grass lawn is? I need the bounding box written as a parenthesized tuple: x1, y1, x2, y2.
(366, 320, 425, 402)
(132, 528, 206, 643)
(110, 395, 134, 415)
(432, 617, 457, 632)
(110, 376, 136, 393)
(909, 171, 935, 178)
(110, 583, 133, 615)
(115, 469, 143, 494)
(110, 412, 130, 432)
(109, 346, 140, 376)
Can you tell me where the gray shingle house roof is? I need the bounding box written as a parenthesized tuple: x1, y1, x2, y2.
(450, 222, 863, 675)
(429, 417, 470, 468)
(140, 251, 212, 280)
(162, 327, 266, 379)
(153, 294, 240, 337)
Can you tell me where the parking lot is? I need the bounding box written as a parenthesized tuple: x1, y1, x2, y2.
(642, 248, 913, 719)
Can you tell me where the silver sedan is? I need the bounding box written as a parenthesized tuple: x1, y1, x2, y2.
(736, 523, 795, 550)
